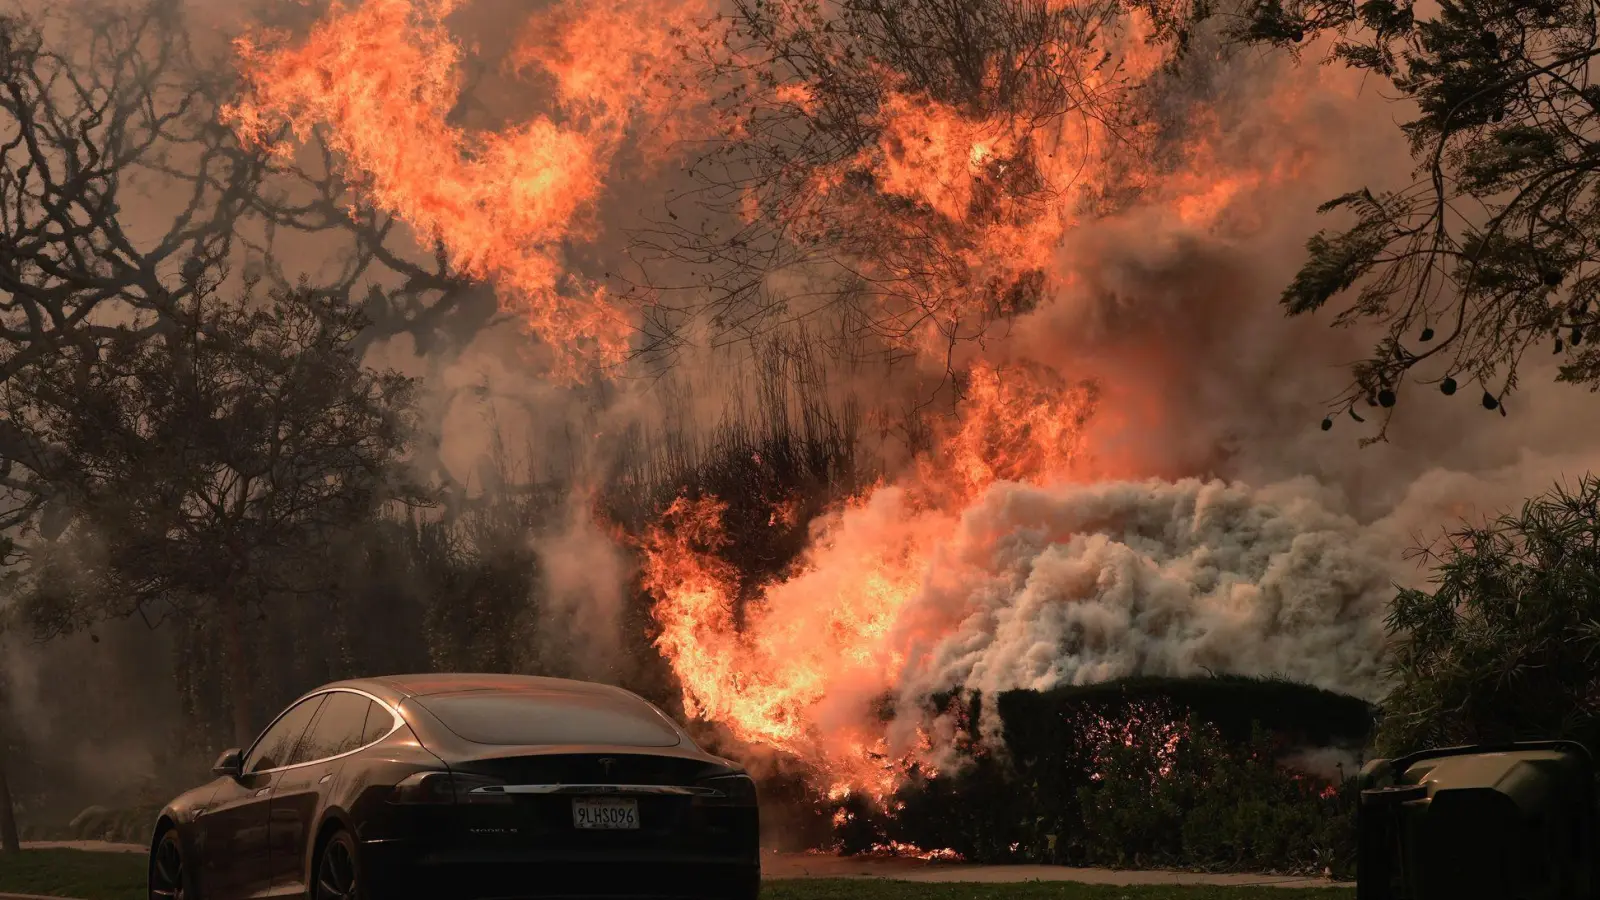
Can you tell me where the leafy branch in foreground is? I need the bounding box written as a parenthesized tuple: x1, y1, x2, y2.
(1209, 0, 1600, 439)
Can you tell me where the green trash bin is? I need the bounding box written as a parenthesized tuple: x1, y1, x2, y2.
(1357, 741, 1595, 900)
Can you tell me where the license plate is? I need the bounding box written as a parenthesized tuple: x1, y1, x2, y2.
(572, 798, 639, 830)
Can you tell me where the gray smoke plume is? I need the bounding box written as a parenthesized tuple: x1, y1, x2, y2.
(893, 477, 1396, 707)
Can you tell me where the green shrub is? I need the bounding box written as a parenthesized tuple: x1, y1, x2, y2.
(1002, 675, 1375, 749)
(64, 804, 160, 845)
(1377, 476, 1600, 756)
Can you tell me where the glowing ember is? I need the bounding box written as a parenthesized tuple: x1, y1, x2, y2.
(863, 842, 964, 862)
(1083, 705, 1191, 782)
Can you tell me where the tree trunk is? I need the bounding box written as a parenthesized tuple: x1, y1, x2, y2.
(0, 726, 21, 853)
(222, 596, 256, 751)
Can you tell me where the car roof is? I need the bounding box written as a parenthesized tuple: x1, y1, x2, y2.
(317, 673, 642, 704)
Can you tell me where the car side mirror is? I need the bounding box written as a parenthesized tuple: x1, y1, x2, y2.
(212, 748, 244, 779)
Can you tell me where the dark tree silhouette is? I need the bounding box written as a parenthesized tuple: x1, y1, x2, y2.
(0, 0, 548, 828)
(0, 1, 499, 515)
(0, 2, 262, 539)
(0, 4, 251, 380)
(0, 287, 428, 748)
(0, 0, 274, 841)
(0, 707, 16, 852)
(1205, 0, 1600, 438)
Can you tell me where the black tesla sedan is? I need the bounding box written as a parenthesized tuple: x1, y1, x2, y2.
(148, 674, 760, 900)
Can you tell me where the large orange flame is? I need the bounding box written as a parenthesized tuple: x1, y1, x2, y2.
(225, 0, 710, 377)
(642, 363, 1101, 797)
(639, 8, 1338, 796)
(509, 0, 712, 145)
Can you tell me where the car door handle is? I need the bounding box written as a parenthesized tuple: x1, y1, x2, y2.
(254, 788, 272, 798)
(318, 773, 333, 785)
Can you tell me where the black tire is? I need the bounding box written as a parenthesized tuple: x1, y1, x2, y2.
(149, 828, 195, 900)
(314, 828, 365, 900)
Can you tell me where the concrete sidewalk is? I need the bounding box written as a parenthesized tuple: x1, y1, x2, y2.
(8, 842, 1354, 896)
(763, 851, 1353, 888)
(17, 842, 142, 854)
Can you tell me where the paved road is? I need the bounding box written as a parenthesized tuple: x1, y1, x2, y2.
(10, 842, 1353, 893)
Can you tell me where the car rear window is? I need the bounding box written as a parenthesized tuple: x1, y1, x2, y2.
(414, 690, 684, 747)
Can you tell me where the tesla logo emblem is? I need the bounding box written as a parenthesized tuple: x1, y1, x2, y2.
(598, 758, 616, 776)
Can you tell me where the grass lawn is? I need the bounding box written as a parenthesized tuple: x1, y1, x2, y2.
(0, 849, 145, 900)
(0, 849, 1357, 900)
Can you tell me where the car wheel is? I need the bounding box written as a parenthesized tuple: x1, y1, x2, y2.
(149, 829, 194, 900)
(314, 829, 364, 900)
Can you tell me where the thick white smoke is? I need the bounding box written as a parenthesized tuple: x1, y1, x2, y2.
(892, 477, 1395, 707)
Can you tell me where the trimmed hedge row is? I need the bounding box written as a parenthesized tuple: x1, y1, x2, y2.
(827, 676, 1374, 877)
(1001, 675, 1375, 749)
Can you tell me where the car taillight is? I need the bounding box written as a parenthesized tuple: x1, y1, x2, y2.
(390, 771, 511, 805)
(697, 773, 758, 805)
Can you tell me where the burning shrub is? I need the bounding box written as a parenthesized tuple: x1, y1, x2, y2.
(876, 749, 1028, 862)
(851, 676, 1370, 877)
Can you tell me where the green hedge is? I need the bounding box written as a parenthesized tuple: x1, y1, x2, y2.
(15, 804, 161, 845)
(1001, 675, 1375, 749)
(828, 676, 1373, 878)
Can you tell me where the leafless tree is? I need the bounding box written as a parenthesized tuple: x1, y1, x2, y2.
(0, 0, 501, 515)
(0, 4, 245, 373)
(0, 2, 255, 527)
(632, 0, 1152, 370)
(0, 0, 491, 764)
